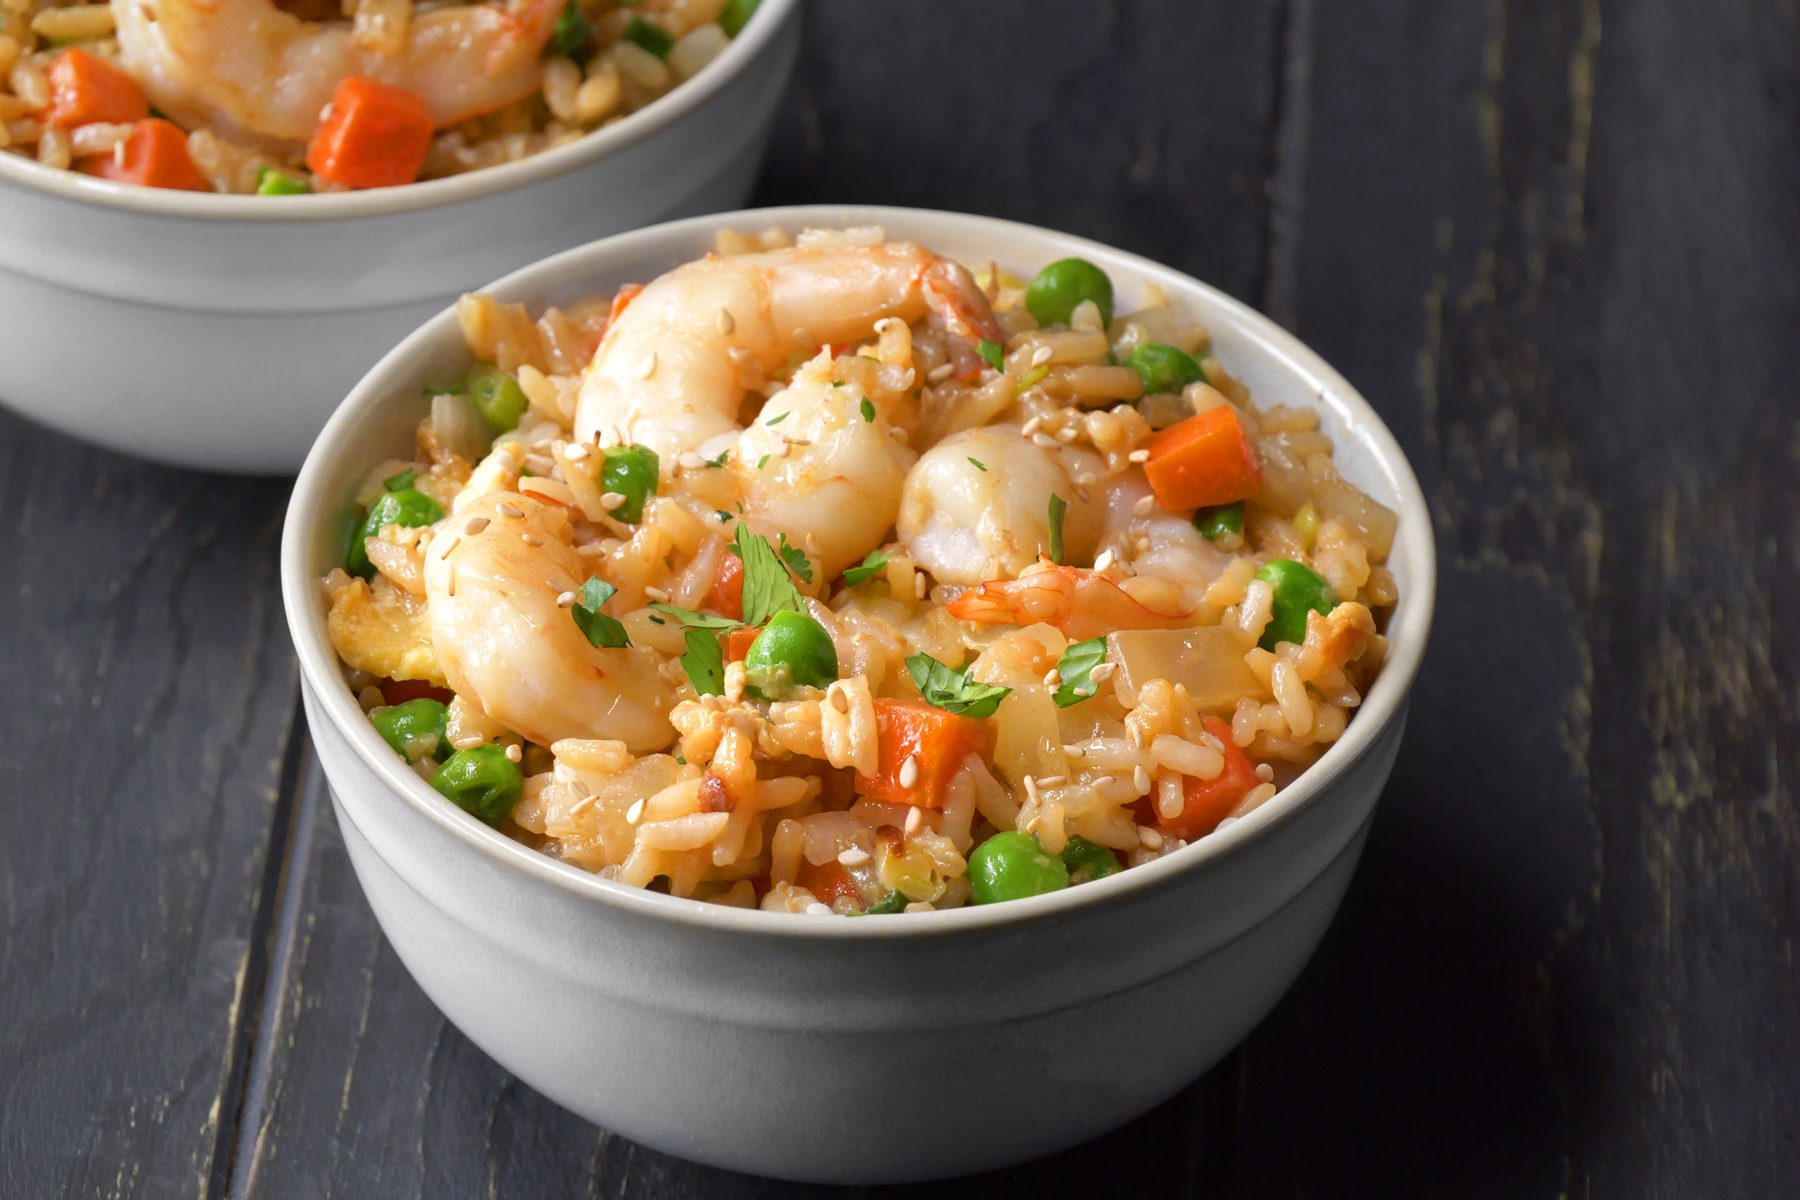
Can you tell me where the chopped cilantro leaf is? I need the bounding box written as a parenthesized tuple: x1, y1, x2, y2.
(383, 467, 416, 492)
(968, 457, 987, 472)
(842, 549, 888, 586)
(766, 411, 790, 426)
(731, 525, 805, 626)
(776, 533, 814, 583)
(704, 449, 731, 469)
(756, 454, 771, 470)
(860, 396, 877, 423)
(905, 653, 1012, 718)
(680, 630, 725, 696)
(571, 577, 631, 648)
(978, 339, 1005, 372)
(650, 602, 742, 630)
(1053, 637, 1109, 707)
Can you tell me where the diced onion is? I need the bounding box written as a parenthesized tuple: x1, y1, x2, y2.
(1108, 627, 1260, 710)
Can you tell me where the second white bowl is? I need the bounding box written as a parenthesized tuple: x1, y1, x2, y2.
(0, 0, 798, 474)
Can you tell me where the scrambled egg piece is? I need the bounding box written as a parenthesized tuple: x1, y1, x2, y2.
(326, 574, 444, 686)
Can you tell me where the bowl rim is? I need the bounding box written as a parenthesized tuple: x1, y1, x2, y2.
(282, 203, 1438, 938)
(0, 0, 796, 223)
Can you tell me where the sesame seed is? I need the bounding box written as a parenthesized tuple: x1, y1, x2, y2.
(1089, 661, 1117, 683)
(463, 516, 490, 536)
(717, 308, 735, 334)
(564, 443, 590, 462)
(556, 590, 577, 608)
(644, 586, 670, 602)
(1138, 826, 1165, 850)
(1063, 743, 1087, 760)
(504, 743, 522, 763)
(638, 352, 658, 380)
(904, 806, 924, 835)
(837, 845, 871, 867)
(1255, 763, 1275, 781)
(827, 684, 850, 713)
(1133, 764, 1151, 793)
(1133, 494, 1156, 517)
(1031, 432, 1059, 450)
(804, 902, 833, 916)
(600, 491, 627, 511)
(927, 362, 955, 383)
(1127, 448, 1151, 464)
(498, 503, 524, 519)
(1021, 415, 1043, 437)
(1093, 548, 1116, 572)
(521, 533, 543, 548)
(914, 572, 927, 600)
(1056, 426, 1078, 444)
(568, 794, 596, 816)
(678, 451, 705, 471)
(626, 798, 645, 824)
(1030, 344, 1053, 367)
(898, 368, 917, 391)
(438, 536, 461, 560)
(888, 425, 908, 442)
(1042, 668, 1062, 687)
(898, 754, 920, 789)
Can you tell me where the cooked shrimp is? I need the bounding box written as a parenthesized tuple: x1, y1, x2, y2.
(947, 562, 1193, 642)
(112, 0, 558, 144)
(897, 426, 1104, 586)
(730, 352, 915, 577)
(1097, 473, 1234, 607)
(574, 237, 998, 460)
(423, 492, 675, 753)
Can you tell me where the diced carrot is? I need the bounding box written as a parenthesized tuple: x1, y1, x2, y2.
(725, 625, 760, 663)
(709, 552, 745, 621)
(45, 49, 147, 129)
(1141, 405, 1261, 511)
(855, 698, 990, 809)
(796, 859, 865, 909)
(379, 678, 455, 707)
(1147, 716, 1261, 840)
(606, 283, 644, 330)
(305, 76, 435, 190)
(77, 119, 209, 192)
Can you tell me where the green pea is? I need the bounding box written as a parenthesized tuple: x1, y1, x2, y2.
(720, 0, 761, 37)
(1124, 341, 1206, 395)
(370, 698, 450, 764)
(853, 890, 908, 916)
(1193, 502, 1244, 541)
(463, 363, 528, 434)
(1060, 836, 1122, 885)
(744, 610, 839, 699)
(255, 167, 310, 196)
(1025, 258, 1114, 328)
(1254, 558, 1339, 651)
(967, 831, 1070, 904)
(346, 488, 444, 578)
(600, 445, 660, 523)
(430, 743, 523, 826)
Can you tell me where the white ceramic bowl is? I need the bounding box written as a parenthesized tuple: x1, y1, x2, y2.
(0, 0, 798, 474)
(281, 206, 1436, 1183)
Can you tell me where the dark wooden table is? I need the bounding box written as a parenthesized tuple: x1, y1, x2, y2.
(5, 2, 1796, 1195)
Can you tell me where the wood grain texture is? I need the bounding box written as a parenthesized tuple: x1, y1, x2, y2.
(0, 409, 301, 1200)
(1220, 0, 1800, 1196)
(6, 0, 1796, 1196)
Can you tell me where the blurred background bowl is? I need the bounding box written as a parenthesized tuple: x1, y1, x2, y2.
(282, 205, 1435, 1183)
(0, 0, 798, 475)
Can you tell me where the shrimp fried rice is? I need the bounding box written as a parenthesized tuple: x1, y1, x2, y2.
(323, 225, 1402, 915)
